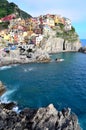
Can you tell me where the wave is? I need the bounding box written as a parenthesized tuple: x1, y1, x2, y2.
(0, 65, 12, 70)
(24, 67, 34, 72)
(0, 89, 16, 103)
(12, 64, 19, 67)
(0, 64, 19, 71)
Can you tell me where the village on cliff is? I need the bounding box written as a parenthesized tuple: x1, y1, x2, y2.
(0, 13, 81, 66)
(0, 13, 72, 45)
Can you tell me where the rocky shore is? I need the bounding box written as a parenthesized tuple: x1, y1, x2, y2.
(0, 47, 51, 67)
(0, 102, 81, 130)
(0, 81, 81, 130)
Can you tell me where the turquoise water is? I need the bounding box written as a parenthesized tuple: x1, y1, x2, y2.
(0, 52, 86, 130)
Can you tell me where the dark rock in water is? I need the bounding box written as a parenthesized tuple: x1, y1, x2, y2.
(78, 47, 86, 53)
(0, 81, 6, 96)
(0, 103, 81, 130)
(0, 102, 17, 110)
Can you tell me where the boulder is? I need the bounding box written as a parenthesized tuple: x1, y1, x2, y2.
(33, 48, 51, 63)
(0, 81, 6, 96)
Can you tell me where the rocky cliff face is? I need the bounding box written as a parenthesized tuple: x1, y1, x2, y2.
(0, 81, 6, 96)
(0, 103, 81, 130)
(41, 25, 81, 53)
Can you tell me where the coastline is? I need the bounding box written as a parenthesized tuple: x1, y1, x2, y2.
(0, 3, 84, 129)
(0, 50, 79, 68)
(0, 51, 82, 130)
(0, 101, 81, 130)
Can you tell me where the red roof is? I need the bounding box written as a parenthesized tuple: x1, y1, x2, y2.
(1, 14, 16, 22)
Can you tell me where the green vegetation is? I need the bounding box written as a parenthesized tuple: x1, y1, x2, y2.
(0, 22, 10, 29)
(56, 24, 79, 42)
(0, 0, 31, 19)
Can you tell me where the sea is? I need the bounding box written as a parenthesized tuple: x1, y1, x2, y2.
(0, 39, 86, 130)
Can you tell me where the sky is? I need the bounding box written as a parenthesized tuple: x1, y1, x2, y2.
(8, 0, 86, 39)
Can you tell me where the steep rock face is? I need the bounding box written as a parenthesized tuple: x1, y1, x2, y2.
(64, 40, 81, 51)
(42, 36, 81, 53)
(0, 81, 6, 96)
(0, 103, 81, 130)
(41, 25, 81, 53)
(43, 37, 64, 53)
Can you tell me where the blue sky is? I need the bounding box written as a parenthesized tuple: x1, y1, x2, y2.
(8, 0, 86, 39)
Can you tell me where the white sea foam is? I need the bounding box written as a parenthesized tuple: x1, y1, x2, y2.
(24, 67, 34, 72)
(12, 106, 20, 113)
(0, 64, 20, 71)
(28, 68, 33, 71)
(12, 64, 19, 67)
(0, 89, 15, 103)
(0, 65, 12, 70)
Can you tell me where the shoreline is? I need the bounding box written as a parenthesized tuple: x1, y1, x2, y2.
(0, 50, 79, 68)
(0, 58, 51, 68)
(0, 101, 81, 130)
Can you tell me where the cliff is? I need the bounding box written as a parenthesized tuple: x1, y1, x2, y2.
(0, 102, 81, 130)
(40, 23, 81, 53)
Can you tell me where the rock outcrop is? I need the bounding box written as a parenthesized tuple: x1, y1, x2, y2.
(42, 38, 81, 53)
(0, 81, 6, 96)
(0, 47, 51, 67)
(78, 47, 86, 53)
(0, 103, 81, 130)
(41, 28, 81, 53)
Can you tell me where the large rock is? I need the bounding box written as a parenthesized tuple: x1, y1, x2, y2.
(0, 103, 81, 130)
(31, 104, 81, 130)
(32, 48, 51, 63)
(42, 37, 81, 53)
(78, 47, 86, 53)
(0, 81, 6, 96)
(41, 28, 81, 53)
(43, 37, 64, 53)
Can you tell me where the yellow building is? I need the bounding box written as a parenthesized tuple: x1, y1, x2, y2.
(54, 16, 61, 25)
(4, 34, 10, 41)
(23, 31, 28, 37)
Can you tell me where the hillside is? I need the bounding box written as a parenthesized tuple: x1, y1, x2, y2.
(0, 0, 32, 19)
(0, 1, 81, 52)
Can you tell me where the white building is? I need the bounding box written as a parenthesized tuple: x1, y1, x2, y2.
(64, 18, 71, 31)
(36, 34, 44, 45)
